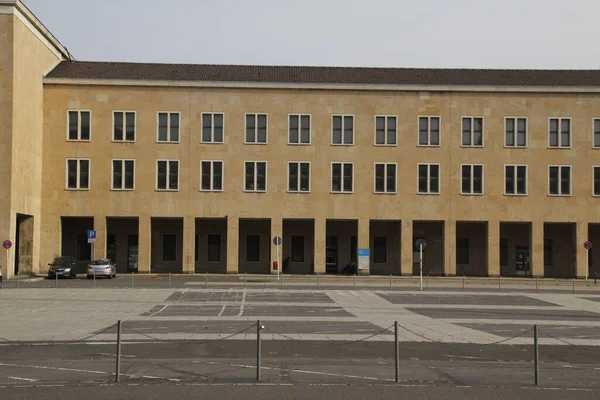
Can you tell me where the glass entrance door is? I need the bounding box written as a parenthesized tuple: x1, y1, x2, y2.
(326, 236, 338, 274)
(515, 246, 530, 276)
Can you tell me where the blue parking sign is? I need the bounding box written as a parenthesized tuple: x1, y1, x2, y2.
(358, 249, 369, 257)
(88, 230, 96, 240)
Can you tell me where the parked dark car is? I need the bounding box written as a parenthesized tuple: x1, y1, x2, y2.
(47, 256, 77, 279)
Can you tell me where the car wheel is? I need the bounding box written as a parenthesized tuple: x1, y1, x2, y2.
(87, 275, 92, 280)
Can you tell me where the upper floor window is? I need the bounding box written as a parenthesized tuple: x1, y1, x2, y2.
(67, 111, 91, 141)
(505, 165, 527, 196)
(156, 160, 179, 191)
(548, 165, 571, 196)
(200, 161, 223, 191)
(289, 114, 311, 144)
(66, 158, 90, 190)
(505, 117, 527, 147)
(332, 115, 354, 145)
(549, 118, 571, 148)
(418, 164, 440, 194)
(594, 167, 600, 196)
(157, 112, 180, 143)
(288, 162, 310, 192)
(375, 116, 397, 146)
(244, 161, 267, 192)
(594, 119, 600, 148)
(461, 117, 484, 147)
(113, 111, 135, 142)
(245, 114, 268, 144)
(418, 116, 440, 146)
(374, 163, 396, 194)
(202, 113, 224, 143)
(460, 164, 483, 195)
(331, 162, 354, 193)
(112, 159, 134, 190)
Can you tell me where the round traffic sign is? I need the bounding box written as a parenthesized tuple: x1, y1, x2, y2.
(584, 241, 593, 250)
(415, 238, 427, 249)
(273, 236, 282, 246)
(2, 240, 12, 250)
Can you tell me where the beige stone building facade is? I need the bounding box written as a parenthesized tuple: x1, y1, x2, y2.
(2, 0, 600, 279)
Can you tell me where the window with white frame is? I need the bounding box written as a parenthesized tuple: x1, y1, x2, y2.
(418, 164, 440, 194)
(67, 111, 91, 141)
(594, 119, 600, 148)
(200, 161, 223, 191)
(460, 164, 483, 195)
(505, 117, 527, 147)
(332, 115, 354, 145)
(156, 160, 179, 191)
(549, 118, 571, 148)
(331, 162, 353, 193)
(113, 111, 135, 142)
(374, 163, 396, 193)
(462, 117, 484, 147)
(244, 161, 266, 192)
(418, 116, 440, 146)
(375, 116, 397, 145)
(505, 165, 527, 195)
(112, 160, 134, 190)
(288, 162, 310, 192)
(549, 165, 571, 196)
(201, 113, 224, 143)
(289, 114, 310, 144)
(594, 167, 600, 196)
(157, 112, 180, 142)
(66, 159, 90, 190)
(245, 114, 267, 143)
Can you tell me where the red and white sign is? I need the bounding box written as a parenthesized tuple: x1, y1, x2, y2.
(584, 241, 593, 250)
(2, 240, 12, 250)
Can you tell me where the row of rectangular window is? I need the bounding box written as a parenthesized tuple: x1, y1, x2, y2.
(67, 111, 600, 148)
(65, 159, 600, 197)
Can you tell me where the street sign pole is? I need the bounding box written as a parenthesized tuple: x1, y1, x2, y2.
(2, 240, 13, 280)
(584, 241, 593, 280)
(419, 244, 423, 291)
(277, 241, 280, 282)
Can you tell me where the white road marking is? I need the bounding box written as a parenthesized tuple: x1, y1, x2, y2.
(218, 305, 226, 317)
(98, 353, 137, 358)
(150, 304, 169, 317)
(443, 355, 482, 360)
(7, 377, 37, 382)
(237, 290, 246, 317)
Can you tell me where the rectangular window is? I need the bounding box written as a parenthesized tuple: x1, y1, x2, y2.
(331, 162, 354, 193)
(544, 239, 553, 266)
(373, 236, 387, 263)
(291, 236, 305, 262)
(246, 235, 260, 262)
(549, 118, 571, 148)
(460, 164, 483, 195)
(457, 238, 469, 265)
(289, 114, 311, 144)
(375, 116, 397, 145)
(332, 115, 354, 145)
(594, 119, 600, 148)
(244, 161, 267, 192)
(418, 164, 440, 194)
(245, 114, 268, 144)
(594, 167, 600, 196)
(67, 110, 91, 141)
(207, 234, 221, 262)
(505, 165, 527, 195)
(505, 117, 527, 147)
(374, 163, 396, 193)
(156, 160, 179, 191)
(418, 116, 440, 146)
(201, 113, 224, 143)
(462, 117, 484, 147)
(113, 111, 135, 142)
(112, 159, 135, 190)
(162, 234, 177, 262)
(500, 238, 508, 266)
(549, 166, 571, 196)
(200, 161, 223, 191)
(288, 162, 310, 192)
(157, 112, 180, 142)
(66, 159, 90, 190)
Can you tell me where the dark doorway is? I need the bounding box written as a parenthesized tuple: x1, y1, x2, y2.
(107, 217, 139, 273)
(61, 217, 94, 273)
(515, 246, 530, 277)
(326, 236, 338, 273)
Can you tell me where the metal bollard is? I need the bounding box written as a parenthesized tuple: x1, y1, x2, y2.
(394, 321, 399, 383)
(168, 272, 171, 289)
(498, 275, 501, 292)
(354, 274, 356, 289)
(534, 324, 539, 386)
(390, 274, 392, 290)
(130, 272, 133, 288)
(115, 320, 122, 382)
(572, 277, 575, 295)
(256, 320, 262, 381)
(205, 272, 208, 288)
(535, 277, 538, 293)
(55, 271, 58, 288)
(462, 275, 465, 291)
(317, 274, 320, 289)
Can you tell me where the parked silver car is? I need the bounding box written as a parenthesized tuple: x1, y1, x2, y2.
(87, 259, 116, 279)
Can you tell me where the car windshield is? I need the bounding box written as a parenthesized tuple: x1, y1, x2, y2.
(90, 259, 110, 265)
(51, 257, 69, 264)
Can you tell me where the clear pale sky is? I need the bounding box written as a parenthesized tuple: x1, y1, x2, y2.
(24, 0, 600, 69)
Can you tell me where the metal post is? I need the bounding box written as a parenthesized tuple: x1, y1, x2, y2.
(276, 242, 280, 283)
(572, 277, 575, 295)
(130, 272, 133, 289)
(534, 324, 539, 386)
(93, 270, 96, 288)
(390, 274, 392, 290)
(462, 275, 465, 291)
(535, 277, 538, 293)
(55, 271, 58, 288)
(498, 275, 501, 292)
(205, 272, 208, 288)
(168, 272, 171, 289)
(317, 274, 320, 289)
(394, 321, 399, 383)
(419, 244, 423, 291)
(256, 320, 262, 381)
(115, 320, 122, 382)
(245, 272, 247, 288)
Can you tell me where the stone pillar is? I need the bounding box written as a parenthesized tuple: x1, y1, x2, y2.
(444, 220, 456, 276)
(576, 222, 588, 279)
(271, 217, 282, 274)
(93, 216, 106, 260)
(401, 219, 413, 276)
(531, 222, 544, 278)
(358, 218, 370, 275)
(182, 216, 195, 274)
(314, 218, 326, 274)
(487, 220, 500, 277)
(226, 216, 239, 274)
(138, 216, 151, 273)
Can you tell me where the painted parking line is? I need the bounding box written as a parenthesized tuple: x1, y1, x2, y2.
(7, 377, 37, 382)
